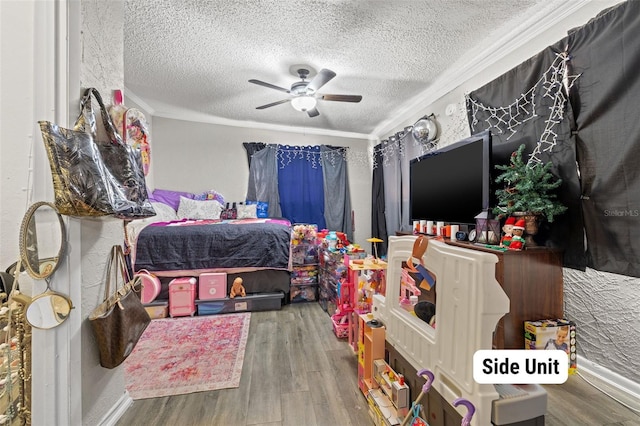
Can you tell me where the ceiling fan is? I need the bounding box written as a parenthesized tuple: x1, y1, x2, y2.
(249, 68, 362, 118)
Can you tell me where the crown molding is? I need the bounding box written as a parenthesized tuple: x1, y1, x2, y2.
(151, 108, 374, 141)
(123, 87, 155, 115)
(372, 0, 593, 139)
(126, 88, 372, 141)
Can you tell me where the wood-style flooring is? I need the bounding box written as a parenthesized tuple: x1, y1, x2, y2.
(116, 302, 640, 426)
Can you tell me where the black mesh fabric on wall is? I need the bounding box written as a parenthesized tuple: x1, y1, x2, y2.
(467, 45, 586, 270)
(566, 1, 640, 277)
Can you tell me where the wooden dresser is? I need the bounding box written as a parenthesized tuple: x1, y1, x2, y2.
(396, 232, 564, 349)
(444, 240, 564, 349)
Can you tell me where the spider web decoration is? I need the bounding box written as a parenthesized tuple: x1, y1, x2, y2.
(466, 52, 580, 166)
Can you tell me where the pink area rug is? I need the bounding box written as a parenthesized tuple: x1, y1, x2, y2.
(124, 313, 251, 399)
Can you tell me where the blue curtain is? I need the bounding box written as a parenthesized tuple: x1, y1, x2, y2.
(277, 145, 326, 229)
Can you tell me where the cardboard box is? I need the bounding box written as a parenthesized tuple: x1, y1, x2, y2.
(524, 319, 577, 374)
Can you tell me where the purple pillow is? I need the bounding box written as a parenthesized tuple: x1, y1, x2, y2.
(150, 189, 196, 211)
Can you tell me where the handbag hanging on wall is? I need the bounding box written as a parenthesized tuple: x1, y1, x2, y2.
(89, 245, 151, 369)
(39, 87, 155, 219)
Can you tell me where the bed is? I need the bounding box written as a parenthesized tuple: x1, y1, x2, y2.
(126, 200, 293, 300)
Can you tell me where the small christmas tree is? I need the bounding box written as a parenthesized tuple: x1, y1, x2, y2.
(493, 144, 567, 222)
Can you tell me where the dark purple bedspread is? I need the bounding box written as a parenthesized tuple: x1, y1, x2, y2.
(134, 218, 292, 272)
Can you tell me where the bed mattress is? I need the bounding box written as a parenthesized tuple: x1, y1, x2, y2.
(133, 218, 292, 272)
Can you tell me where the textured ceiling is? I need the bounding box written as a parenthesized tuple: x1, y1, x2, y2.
(124, 0, 569, 138)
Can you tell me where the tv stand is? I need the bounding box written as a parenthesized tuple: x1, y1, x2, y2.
(444, 240, 564, 349)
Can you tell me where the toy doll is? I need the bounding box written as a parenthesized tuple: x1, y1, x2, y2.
(229, 277, 246, 298)
(508, 219, 526, 251)
(500, 216, 516, 247)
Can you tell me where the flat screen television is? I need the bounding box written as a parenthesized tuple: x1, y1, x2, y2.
(410, 130, 492, 226)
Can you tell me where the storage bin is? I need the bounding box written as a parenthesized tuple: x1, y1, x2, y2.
(143, 300, 169, 319)
(291, 243, 319, 265)
(331, 313, 349, 339)
(291, 265, 318, 286)
(196, 300, 226, 315)
(196, 292, 284, 315)
(290, 285, 317, 303)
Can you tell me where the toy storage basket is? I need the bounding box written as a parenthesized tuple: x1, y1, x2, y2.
(331, 313, 349, 339)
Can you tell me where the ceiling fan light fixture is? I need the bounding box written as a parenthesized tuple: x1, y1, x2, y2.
(291, 95, 317, 112)
(250, 68, 360, 116)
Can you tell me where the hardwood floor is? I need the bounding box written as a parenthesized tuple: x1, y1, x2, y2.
(544, 373, 640, 426)
(116, 303, 640, 426)
(116, 302, 370, 426)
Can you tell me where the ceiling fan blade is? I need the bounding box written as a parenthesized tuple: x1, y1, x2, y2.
(249, 79, 290, 93)
(256, 99, 291, 109)
(307, 107, 320, 118)
(306, 69, 336, 93)
(321, 94, 363, 103)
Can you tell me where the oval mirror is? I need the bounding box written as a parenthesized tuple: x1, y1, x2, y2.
(19, 201, 66, 280)
(25, 291, 74, 329)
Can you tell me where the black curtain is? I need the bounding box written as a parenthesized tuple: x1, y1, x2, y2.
(467, 45, 586, 270)
(566, 1, 640, 277)
(371, 145, 388, 257)
(242, 142, 266, 168)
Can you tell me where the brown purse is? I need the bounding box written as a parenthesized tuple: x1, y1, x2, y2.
(89, 245, 151, 369)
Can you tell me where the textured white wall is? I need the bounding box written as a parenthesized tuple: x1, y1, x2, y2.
(379, 0, 640, 387)
(79, 1, 129, 425)
(0, 1, 38, 268)
(151, 117, 373, 249)
(564, 268, 640, 382)
(2, 1, 129, 424)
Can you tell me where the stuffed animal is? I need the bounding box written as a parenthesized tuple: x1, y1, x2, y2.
(229, 277, 246, 298)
